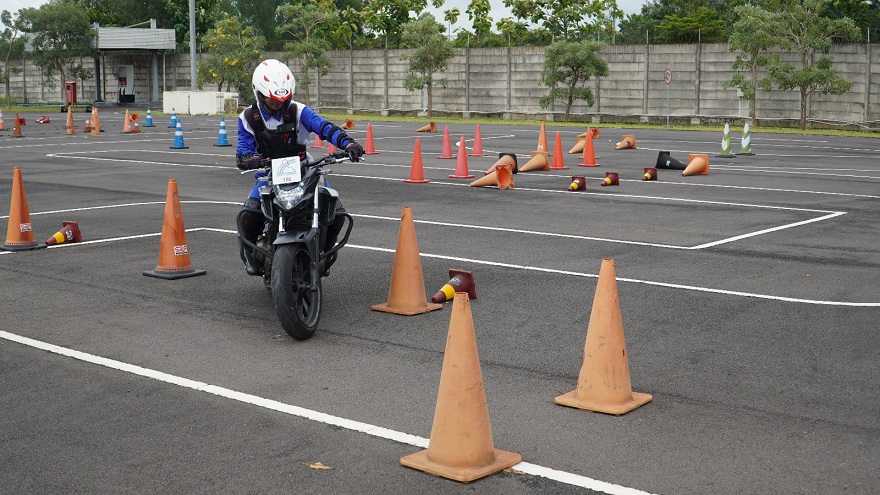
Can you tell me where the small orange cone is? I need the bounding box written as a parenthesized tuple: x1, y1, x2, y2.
(371, 207, 442, 315)
(568, 176, 586, 191)
(404, 138, 430, 184)
(555, 258, 652, 415)
(579, 131, 600, 167)
(519, 151, 549, 172)
(130, 113, 141, 133)
(0, 108, 5, 131)
(643, 167, 658, 181)
(401, 293, 522, 482)
(45, 221, 83, 246)
(364, 123, 379, 155)
(467, 125, 487, 157)
(437, 125, 454, 159)
(448, 136, 474, 179)
(143, 179, 206, 279)
(431, 269, 476, 303)
(341, 119, 355, 129)
(312, 133, 325, 148)
(83, 119, 92, 133)
(550, 131, 568, 170)
(326, 141, 338, 155)
(2, 167, 46, 251)
(12, 113, 23, 138)
(601, 172, 619, 186)
(682, 153, 710, 176)
(91, 107, 102, 136)
(615, 135, 636, 150)
(122, 109, 134, 133)
(416, 122, 437, 133)
(65, 106, 76, 135)
(535, 121, 548, 154)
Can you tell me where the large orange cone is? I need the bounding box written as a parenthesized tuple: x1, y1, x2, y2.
(484, 153, 518, 176)
(535, 121, 548, 154)
(568, 128, 600, 154)
(401, 293, 522, 482)
(555, 258, 652, 415)
(550, 131, 569, 170)
(467, 125, 487, 157)
(371, 207, 442, 315)
(643, 167, 658, 181)
(520, 151, 549, 172)
(404, 138, 430, 184)
(417, 122, 437, 133)
(0, 108, 5, 130)
(472, 153, 516, 189)
(341, 119, 355, 129)
(90, 107, 102, 136)
(45, 221, 82, 246)
(364, 123, 379, 155)
(600, 172, 619, 186)
(568, 176, 586, 191)
(579, 131, 600, 167)
(65, 106, 76, 135)
(431, 269, 476, 303)
(437, 125, 454, 159)
(682, 153, 710, 176)
(12, 113, 23, 138)
(615, 135, 636, 150)
(143, 179, 206, 279)
(122, 109, 135, 133)
(448, 136, 474, 179)
(2, 167, 46, 251)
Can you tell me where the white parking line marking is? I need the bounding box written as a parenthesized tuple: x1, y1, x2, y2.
(0, 330, 656, 495)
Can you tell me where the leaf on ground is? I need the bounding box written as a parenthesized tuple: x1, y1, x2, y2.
(504, 467, 525, 475)
(306, 462, 334, 470)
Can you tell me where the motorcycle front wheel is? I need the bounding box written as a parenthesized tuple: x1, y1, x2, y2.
(271, 244, 322, 340)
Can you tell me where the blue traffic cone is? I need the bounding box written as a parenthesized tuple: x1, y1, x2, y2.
(144, 107, 155, 127)
(170, 120, 188, 149)
(168, 108, 177, 128)
(214, 117, 231, 147)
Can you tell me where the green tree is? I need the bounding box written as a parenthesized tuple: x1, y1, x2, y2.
(503, 0, 620, 39)
(656, 6, 726, 43)
(18, 0, 97, 105)
(726, 3, 779, 125)
(1, 10, 26, 106)
(466, 0, 493, 43)
(618, 0, 746, 44)
(276, 3, 335, 105)
(400, 13, 458, 117)
(163, 0, 225, 45)
(362, 0, 432, 47)
(443, 7, 460, 38)
(764, 0, 860, 130)
(539, 39, 608, 121)
(234, 0, 285, 48)
(196, 16, 265, 97)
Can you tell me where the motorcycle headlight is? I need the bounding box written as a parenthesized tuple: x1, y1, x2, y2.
(274, 184, 305, 211)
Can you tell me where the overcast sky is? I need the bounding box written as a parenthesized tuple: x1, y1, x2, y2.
(7, 0, 648, 30)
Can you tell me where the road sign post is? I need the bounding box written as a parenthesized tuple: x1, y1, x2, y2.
(664, 68, 672, 128)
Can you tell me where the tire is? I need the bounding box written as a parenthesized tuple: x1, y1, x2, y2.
(271, 244, 321, 340)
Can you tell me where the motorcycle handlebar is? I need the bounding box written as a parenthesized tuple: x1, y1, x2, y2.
(239, 150, 353, 175)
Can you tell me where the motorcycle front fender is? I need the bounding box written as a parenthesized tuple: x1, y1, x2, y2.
(274, 229, 321, 280)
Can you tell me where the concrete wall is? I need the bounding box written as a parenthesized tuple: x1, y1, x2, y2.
(5, 43, 878, 128)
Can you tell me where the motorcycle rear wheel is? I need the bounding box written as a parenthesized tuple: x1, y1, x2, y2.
(271, 244, 322, 340)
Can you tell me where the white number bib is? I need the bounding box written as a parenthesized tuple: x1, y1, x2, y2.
(272, 156, 302, 184)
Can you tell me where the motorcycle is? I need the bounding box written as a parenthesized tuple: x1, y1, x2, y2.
(237, 150, 354, 340)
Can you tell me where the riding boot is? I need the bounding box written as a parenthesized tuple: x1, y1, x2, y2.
(239, 237, 263, 276)
(239, 197, 264, 276)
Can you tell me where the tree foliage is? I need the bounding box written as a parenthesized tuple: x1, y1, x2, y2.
(503, 0, 621, 39)
(539, 39, 608, 121)
(196, 16, 265, 98)
(400, 13, 458, 117)
(726, 3, 779, 124)
(1, 10, 26, 105)
(361, 0, 432, 47)
(277, 3, 336, 105)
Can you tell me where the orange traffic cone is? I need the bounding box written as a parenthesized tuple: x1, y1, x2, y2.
(520, 151, 549, 172)
(555, 258, 652, 415)
(341, 119, 355, 129)
(143, 179, 206, 279)
(0, 108, 5, 131)
(431, 269, 476, 303)
(448, 136, 474, 179)
(437, 125, 454, 159)
(2, 167, 46, 251)
(468, 125, 486, 157)
(643, 167, 658, 181)
(130, 113, 141, 133)
(615, 135, 636, 150)
(65, 106, 76, 135)
(484, 153, 518, 176)
(568, 176, 586, 191)
(312, 133, 325, 148)
(550, 131, 568, 170)
(579, 130, 600, 167)
(327, 141, 338, 155)
(535, 121, 548, 154)
(91, 107, 102, 136)
(401, 293, 521, 482)
(45, 221, 83, 246)
(371, 207, 442, 315)
(364, 123, 379, 155)
(569, 127, 601, 154)
(122, 109, 134, 133)
(416, 122, 437, 133)
(404, 138, 430, 184)
(601, 172, 619, 186)
(682, 153, 710, 176)
(12, 113, 23, 138)
(472, 153, 516, 189)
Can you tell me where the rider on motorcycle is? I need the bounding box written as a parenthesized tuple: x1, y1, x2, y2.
(236, 59, 364, 275)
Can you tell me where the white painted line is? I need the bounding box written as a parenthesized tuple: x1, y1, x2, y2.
(0, 330, 656, 495)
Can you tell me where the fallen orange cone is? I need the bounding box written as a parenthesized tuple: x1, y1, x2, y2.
(46, 221, 82, 246)
(471, 154, 515, 189)
(2, 167, 46, 251)
(341, 119, 355, 129)
(615, 135, 636, 150)
(643, 167, 657, 181)
(416, 122, 437, 133)
(371, 207, 442, 315)
(601, 172, 619, 186)
(682, 153, 710, 176)
(401, 293, 521, 482)
(143, 179, 206, 279)
(555, 258, 652, 415)
(431, 269, 476, 303)
(568, 176, 586, 191)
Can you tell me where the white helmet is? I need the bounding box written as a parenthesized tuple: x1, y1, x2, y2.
(252, 59, 295, 105)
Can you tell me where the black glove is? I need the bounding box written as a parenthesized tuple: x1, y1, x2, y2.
(345, 141, 364, 162)
(238, 155, 264, 171)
